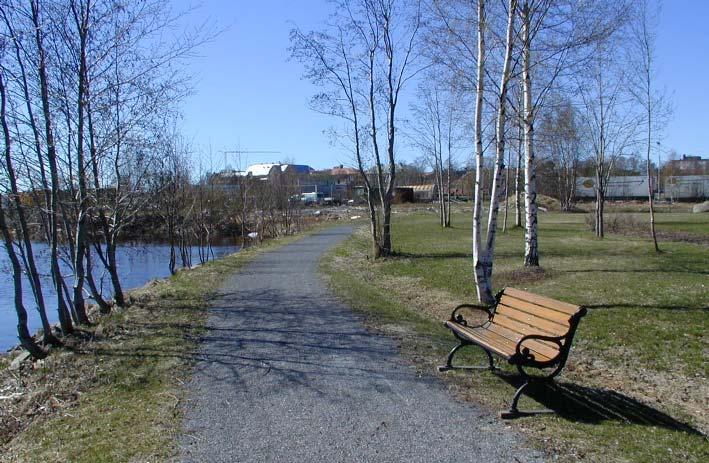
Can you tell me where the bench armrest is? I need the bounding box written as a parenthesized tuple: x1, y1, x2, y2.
(513, 333, 566, 363)
(448, 303, 493, 327)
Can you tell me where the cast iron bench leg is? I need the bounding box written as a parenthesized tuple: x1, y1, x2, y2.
(437, 341, 496, 372)
(500, 375, 556, 419)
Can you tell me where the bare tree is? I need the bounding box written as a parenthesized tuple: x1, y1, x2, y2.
(628, 0, 670, 252)
(538, 96, 582, 211)
(0, 68, 47, 358)
(0, 194, 46, 358)
(30, 0, 75, 334)
(519, 0, 538, 266)
(291, 22, 380, 252)
(514, 83, 523, 227)
(0, 43, 62, 344)
(577, 38, 639, 238)
(355, 0, 422, 255)
(409, 77, 460, 228)
(292, 0, 422, 257)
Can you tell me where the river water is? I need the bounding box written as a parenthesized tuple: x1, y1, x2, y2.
(0, 242, 238, 351)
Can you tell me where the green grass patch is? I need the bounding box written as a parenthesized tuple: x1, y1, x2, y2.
(322, 210, 708, 462)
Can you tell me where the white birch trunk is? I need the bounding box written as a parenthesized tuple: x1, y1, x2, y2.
(471, 0, 488, 302)
(515, 85, 523, 228)
(522, 1, 539, 267)
(477, 0, 517, 303)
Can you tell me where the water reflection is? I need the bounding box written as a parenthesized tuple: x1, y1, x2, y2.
(0, 242, 238, 351)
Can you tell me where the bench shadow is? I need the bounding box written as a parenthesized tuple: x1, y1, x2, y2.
(495, 372, 704, 436)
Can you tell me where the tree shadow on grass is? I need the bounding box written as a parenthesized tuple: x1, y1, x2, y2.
(584, 303, 708, 312)
(561, 268, 709, 276)
(392, 251, 471, 259)
(494, 372, 704, 436)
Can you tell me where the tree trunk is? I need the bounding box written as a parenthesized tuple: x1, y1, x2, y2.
(646, 82, 659, 252)
(31, 0, 74, 335)
(70, 1, 91, 325)
(515, 96, 523, 228)
(477, 0, 516, 303)
(503, 147, 510, 232)
(596, 181, 605, 238)
(445, 137, 452, 227)
(351, 100, 380, 258)
(106, 239, 124, 305)
(84, 246, 111, 314)
(471, 0, 489, 303)
(522, 1, 539, 267)
(367, 186, 381, 258)
(87, 96, 122, 308)
(0, 71, 60, 346)
(0, 195, 47, 359)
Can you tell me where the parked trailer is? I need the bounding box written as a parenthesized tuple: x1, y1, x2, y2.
(575, 175, 709, 200)
(575, 176, 656, 199)
(664, 175, 708, 200)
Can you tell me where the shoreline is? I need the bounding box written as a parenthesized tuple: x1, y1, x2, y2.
(0, 220, 344, 462)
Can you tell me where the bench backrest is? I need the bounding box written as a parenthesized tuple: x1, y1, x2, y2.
(490, 287, 586, 362)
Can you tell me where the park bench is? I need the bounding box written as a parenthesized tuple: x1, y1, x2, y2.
(438, 287, 587, 418)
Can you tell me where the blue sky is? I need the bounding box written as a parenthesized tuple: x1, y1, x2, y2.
(176, 0, 708, 171)
(655, 1, 709, 160)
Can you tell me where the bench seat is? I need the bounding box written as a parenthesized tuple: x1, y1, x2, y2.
(445, 322, 557, 364)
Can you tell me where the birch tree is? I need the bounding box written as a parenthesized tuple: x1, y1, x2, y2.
(578, 39, 639, 238)
(29, 0, 75, 334)
(409, 77, 461, 228)
(0, 41, 62, 345)
(471, 0, 486, 298)
(628, 0, 670, 252)
(473, 0, 516, 304)
(539, 97, 582, 211)
(519, 0, 538, 265)
(293, 0, 422, 257)
(290, 19, 379, 255)
(358, 0, 422, 255)
(517, 0, 625, 265)
(0, 66, 48, 358)
(514, 83, 523, 227)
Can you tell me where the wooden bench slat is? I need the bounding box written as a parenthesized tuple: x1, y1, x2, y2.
(494, 311, 565, 338)
(494, 305, 570, 337)
(503, 287, 581, 315)
(466, 326, 553, 363)
(479, 324, 558, 361)
(446, 322, 515, 359)
(447, 322, 556, 363)
(498, 296, 573, 324)
(485, 323, 561, 360)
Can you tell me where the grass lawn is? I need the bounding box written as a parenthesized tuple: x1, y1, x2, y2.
(322, 209, 708, 462)
(0, 230, 320, 463)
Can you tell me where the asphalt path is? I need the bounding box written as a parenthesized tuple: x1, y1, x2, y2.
(179, 226, 543, 462)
